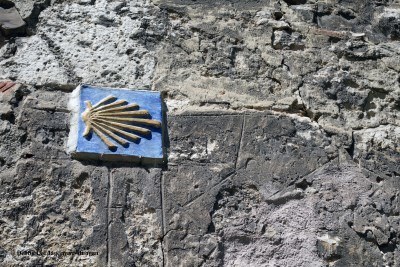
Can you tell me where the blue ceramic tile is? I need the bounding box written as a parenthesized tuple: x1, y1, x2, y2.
(73, 85, 164, 161)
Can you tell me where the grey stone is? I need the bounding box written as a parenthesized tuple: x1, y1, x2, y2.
(0, 160, 109, 266)
(16, 91, 70, 161)
(272, 30, 305, 50)
(163, 113, 336, 266)
(109, 167, 163, 267)
(167, 115, 243, 165)
(353, 125, 400, 178)
(235, 114, 334, 193)
(0, 4, 26, 36)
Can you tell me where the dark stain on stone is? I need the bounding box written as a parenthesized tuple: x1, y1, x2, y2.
(283, 0, 307, 5)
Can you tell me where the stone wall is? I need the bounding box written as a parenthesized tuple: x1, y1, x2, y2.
(0, 0, 399, 266)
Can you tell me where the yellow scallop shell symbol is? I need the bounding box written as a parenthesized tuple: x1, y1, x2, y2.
(81, 95, 161, 150)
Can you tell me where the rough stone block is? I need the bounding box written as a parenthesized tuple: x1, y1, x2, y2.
(162, 113, 336, 266)
(163, 165, 228, 267)
(108, 168, 163, 267)
(167, 114, 243, 164)
(236, 113, 332, 196)
(17, 92, 70, 160)
(0, 161, 109, 266)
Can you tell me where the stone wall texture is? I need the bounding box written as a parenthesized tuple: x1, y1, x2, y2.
(0, 0, 399, 266)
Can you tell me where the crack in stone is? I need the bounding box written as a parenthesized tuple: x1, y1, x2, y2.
(234, 114, 245, 170)
(106, 167, 112, 267)
(160, 170, 166, 267)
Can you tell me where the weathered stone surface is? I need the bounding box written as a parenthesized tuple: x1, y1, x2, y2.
(354, 125, 400, 178)
(235, 114, 334, 194)
(17, 90, 70, 161)
(109, 168, 163, 267)
(167, 115, 243, 165)
(0, 160, 109, 266)
(163, 113, 336, 266)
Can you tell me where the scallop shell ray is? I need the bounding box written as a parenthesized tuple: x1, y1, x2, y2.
(81, 95, 161, 150)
